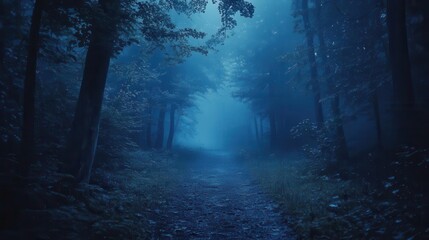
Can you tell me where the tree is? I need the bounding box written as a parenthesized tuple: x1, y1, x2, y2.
(314, 0, 348, 161)
(162, 61, 217, 150)
(1, 0, 80, 167)
(97, 56, 157, 156)
(386, 0, 415, 145)
(155, 107, 166, 149)
(64, 0, 254, 183)
(301, 0, 324, 127)
(64, 0, 123, 183)
(166, 104, 176, 150)
(253, 115, 260, 145)
(0, 0, 24, 157)
(145, 106, 153, 148)
(0, 0, 5, 74)
(311, 0, 392, 159)
(20, 0, 45, 176)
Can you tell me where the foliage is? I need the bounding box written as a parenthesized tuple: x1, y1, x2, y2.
(290, 119, 335, 162)
(244, 153, 429, 240)
(0, 150, 178, 239)
(64, 0, 254, 60)
(96, 57, 159, 160)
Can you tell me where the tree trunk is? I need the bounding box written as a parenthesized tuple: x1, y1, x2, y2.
(36, 74, 46, 141)
(0, 0, 5, 160)
(0, 0, 5, 74)
(254, 116, 260, 144)
(372, 91, 383, 150)
(368, 7, 385, 151)
(315, 0, 349, 162)
(268, 80, 277, 151)
(259, 116, 265, 147)
(166, 104, 176, 150)
(331, 95, 349, 161)
(302, 0, 324, 127)
(276, 104, 286, 149)
(155, 107, 166, 149)
(145, 107, 152, 148)
(64, 0, 119, 184)
(386, 0, 415, 145)
(20, 0, 44, 176)
(269, 111, 277, 151)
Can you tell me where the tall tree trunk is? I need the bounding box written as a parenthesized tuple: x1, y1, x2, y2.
(155, 107, 166, 149)
(331, 95, 349, 161)
(64, 0, 119, 184)
(166, 104, 176, 150)
(36, 74, 46, 142)
(372, 91, 383, 150)
(259, 116, 264, 144)
(1, 0, 22, 104)
(20, 0, 44, 176)
(276, 104, 286, 149)
(368, 2, 386, 151)
(145, 107, 152, 148)
(386, 0, 415, 145)
(254, 115, 260, 144)
(314, 0, 349, 162)
(268, 80, 277, 151)
(0, 0, 5, 75)
(269, 111, 277, 151)
(0, 0, 6, 158)
(302, 0, 324, 127)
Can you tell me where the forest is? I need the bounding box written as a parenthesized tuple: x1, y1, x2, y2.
(0, 0, 428, 239)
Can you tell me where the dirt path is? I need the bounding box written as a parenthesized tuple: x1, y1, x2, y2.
(149, 151, 294, 240)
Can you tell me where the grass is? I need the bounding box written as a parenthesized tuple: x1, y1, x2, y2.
(0, 150, 180, 239)
(88, 150, 180, 239)
(243, 152, 428, 239)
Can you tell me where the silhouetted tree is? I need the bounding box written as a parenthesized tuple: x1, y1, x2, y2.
(155, 107, 166, 149)
(314, 0, 348, 162)
(166, 104, 176, 149)
(301, 0, 324, 127)
(20, 0, 45, 176)
(386, 0, 415, 146)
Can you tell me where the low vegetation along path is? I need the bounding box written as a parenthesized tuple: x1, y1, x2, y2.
(150, 150, 294, 239)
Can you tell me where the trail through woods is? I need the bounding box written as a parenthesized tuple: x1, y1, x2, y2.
(0, 151, 294, 239)
(150, 151, 295, 239)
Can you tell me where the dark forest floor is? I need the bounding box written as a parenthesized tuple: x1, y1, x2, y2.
(1, 151, 176, 239)
(3, 148, 426, 239)
(1, 150, 295, 240)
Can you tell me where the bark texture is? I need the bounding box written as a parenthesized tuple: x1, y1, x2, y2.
(65, 0, 119, 183)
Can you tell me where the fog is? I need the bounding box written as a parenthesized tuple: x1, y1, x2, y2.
(1, 0, 429, 239)
(175, 0, 311, 151)
(177, 84, 253, 150)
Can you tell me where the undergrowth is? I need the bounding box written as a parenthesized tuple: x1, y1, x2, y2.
(243, 151, 429, 240)
(0, 150, 178, 239)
